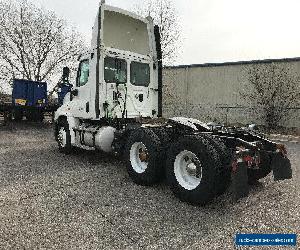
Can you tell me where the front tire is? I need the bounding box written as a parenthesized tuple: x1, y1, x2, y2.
(166, 135, 221, 205)
(124, 128, 164, 186)
(55, 119, 72, 154)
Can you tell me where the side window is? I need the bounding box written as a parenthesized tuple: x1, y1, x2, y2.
(130, 62, 150, 87)
(77, 60, 90, 87)
(104, 57, 127, 84)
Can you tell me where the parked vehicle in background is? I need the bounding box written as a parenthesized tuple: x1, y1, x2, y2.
(12, 79, 48, 121)
(0, 79, 59, 122)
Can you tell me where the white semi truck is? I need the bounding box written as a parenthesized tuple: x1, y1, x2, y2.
(54, 1, 292, 205)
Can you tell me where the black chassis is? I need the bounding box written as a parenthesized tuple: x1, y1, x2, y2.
(165, 119, 278, 153)
(113, 118, 278, 156)
(76, 116, 291, 183)
(112, 118, 291, 178)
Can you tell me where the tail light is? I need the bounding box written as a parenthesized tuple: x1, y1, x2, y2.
(232, 147, 260, 171)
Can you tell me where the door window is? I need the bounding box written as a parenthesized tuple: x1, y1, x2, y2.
(130, 62, 150, 87)
(77, 60, 90, 87)
(104, 57, 127, 84)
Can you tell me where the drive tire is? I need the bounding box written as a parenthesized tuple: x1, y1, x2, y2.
(204, 136, 232, 195)
(55, 119, 72, 155)
(165, 135, 221, 205)
(151, 127, 170, 176)
(125, 128, 164, 186)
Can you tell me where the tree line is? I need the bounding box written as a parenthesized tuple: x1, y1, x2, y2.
(0, 0, 84, 92)
(0, 0, 181, 94)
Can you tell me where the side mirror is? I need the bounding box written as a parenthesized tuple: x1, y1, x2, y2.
(63, 67, 70, 81)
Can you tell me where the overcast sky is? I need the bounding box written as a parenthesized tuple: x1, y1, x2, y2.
(29, 0, 300, 65)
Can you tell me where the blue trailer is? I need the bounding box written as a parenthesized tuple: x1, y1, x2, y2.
(0, 67, 72, 123)
(0, 79, 59, 122)
(12, 79, 48, 108)
(11, 79, 48, 121)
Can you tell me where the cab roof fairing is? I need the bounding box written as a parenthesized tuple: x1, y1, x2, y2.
(89, 3, 155, 59)
(103, 4, 151, 24)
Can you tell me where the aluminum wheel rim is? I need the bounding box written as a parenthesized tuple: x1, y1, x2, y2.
(130, 142, 149, 174)
(174, 150, 202, 190)
(58, 127, 67, 148)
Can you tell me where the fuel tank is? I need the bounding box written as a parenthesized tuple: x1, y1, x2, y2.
(77, 125, 116, 153)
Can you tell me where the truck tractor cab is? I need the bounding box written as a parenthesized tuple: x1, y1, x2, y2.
(55, 3, 161, 122)
(54, 1, 292, 206)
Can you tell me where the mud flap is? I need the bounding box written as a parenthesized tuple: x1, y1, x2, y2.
(232, 159, 249, 201)
(271, 153, 292, 181)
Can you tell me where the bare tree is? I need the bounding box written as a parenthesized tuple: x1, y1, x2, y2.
(134, 0, 182, 65)
(240, 63, 300, 129)
(0, 0, 85, 91)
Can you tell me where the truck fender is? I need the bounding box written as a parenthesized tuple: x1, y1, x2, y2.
(66, 116, 79, 145)
(55, 116, 79, 145)
(169, 117, 211, 131)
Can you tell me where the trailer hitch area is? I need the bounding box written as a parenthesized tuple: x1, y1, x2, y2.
(271, 144, 292, 181)
(231, 144, 292, 201)
(231, 148, 250, 201)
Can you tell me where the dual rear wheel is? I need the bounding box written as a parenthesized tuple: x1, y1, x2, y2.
(55, 122, 232, 205)
(125, 129, 231, 205)
(125, 128, 164, 186)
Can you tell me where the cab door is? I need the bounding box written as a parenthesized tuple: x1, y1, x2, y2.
(103, 56, 128, 118)
(126, 61, 152, 117)
(70, 59, 93, 119)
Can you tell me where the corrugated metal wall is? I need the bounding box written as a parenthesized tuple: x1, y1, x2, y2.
(163, 58, 300, 128)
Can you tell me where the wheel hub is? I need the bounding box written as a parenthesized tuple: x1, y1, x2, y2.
(139, 148, 149, 162)
(186, 162, 198, 177)
(130, 142, 149, 174)
(174, 150, 202, 190)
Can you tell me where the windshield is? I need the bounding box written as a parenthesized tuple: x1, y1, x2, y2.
(130, 62, 150, 87)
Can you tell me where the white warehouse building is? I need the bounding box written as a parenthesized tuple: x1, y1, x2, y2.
(162, 57, 300, 128)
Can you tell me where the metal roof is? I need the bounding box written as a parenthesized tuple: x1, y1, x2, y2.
(164, 57, 300, 69)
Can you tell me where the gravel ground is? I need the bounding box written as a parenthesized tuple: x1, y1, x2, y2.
(0, 123, 299, 249)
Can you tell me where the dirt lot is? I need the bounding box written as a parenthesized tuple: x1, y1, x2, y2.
(0, 123, 299, 249)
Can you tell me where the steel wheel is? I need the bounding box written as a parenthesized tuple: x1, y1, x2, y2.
(174, 150, 202, 190)
(125, 128, 163, 185)
(130, 142, 149, 174)
(57, 127, 67, 148)
(55, 119, 72, 154)
(166, 135, 220, 205)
